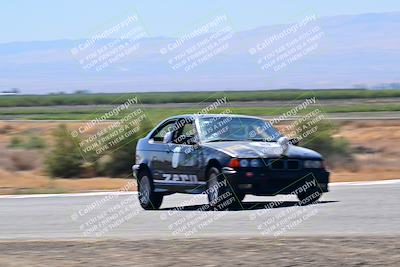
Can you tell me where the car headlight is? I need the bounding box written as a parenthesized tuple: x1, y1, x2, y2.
(304, 160, 323, 168)
(239, 159, 249, 167)
(250, 159, 261, 167)
(228, 158, 262, 168)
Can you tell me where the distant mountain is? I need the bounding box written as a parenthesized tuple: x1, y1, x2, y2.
(0, 12, 399, 94)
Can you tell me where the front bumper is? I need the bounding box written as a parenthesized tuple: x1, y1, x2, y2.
(222, 167, 329, 196)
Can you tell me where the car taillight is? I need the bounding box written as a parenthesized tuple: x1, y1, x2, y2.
(228, 158, 240, 168)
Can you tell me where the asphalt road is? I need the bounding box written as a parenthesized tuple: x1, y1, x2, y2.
(0, 181, 399, 241)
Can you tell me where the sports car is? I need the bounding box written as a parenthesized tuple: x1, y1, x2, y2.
(133, 114, 329, 210)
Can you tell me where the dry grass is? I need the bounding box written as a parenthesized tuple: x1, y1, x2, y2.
(0, 120, 399, 194)
(0, 121, 132, 194)
(10, 150, 41, 170)
(0, 168, 135, 195)
(331, 169, 400, 182)
(0, 143, 42, 171)
(332, 120, 400, 181)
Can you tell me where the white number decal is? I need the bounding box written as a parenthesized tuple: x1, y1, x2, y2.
(162, 173, 198, 183)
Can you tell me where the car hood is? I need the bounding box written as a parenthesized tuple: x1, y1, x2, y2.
(202, 141, 322, 159)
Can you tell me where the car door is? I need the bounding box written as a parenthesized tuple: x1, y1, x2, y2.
(162, 118, 203, 185)
(147, 119, 177, 181)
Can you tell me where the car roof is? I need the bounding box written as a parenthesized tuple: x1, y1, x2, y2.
(168, 114, 263, 120)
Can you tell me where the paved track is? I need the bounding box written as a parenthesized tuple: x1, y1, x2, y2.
(0, 181, 399, 240)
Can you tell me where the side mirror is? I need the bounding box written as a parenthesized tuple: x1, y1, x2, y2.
(289, 137, 299, 146)
(277, 136, 290, 154)
(163, 132, 174, 143)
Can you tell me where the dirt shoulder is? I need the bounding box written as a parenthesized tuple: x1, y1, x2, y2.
(0, 236, 399, 266)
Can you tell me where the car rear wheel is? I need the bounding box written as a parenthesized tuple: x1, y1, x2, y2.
(297, 186, 322, 205)
(206, 167, 243, 210)
(138, 171, 163, 210)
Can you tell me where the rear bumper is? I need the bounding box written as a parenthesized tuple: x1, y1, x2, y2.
(222, 167, 329, 196)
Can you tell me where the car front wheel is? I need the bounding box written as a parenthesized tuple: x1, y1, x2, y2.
(297, 186, 322, 205)
(138, 171, 163, 210)
(206, 167, 243, 210)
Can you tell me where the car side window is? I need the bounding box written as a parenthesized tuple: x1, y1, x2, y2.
(151, 120, 176, 142)
(174, 120, 198, 145)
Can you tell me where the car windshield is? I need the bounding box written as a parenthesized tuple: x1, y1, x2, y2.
(199, 117, 282, 142)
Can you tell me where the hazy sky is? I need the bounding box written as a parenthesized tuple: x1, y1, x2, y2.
(1, 0, 400, 43)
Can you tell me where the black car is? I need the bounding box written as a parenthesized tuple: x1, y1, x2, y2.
(133, 114, 329, 210)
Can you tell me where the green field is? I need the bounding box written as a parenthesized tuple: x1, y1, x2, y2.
(2, 103, 400, 122)
(1, 89, 400, 107)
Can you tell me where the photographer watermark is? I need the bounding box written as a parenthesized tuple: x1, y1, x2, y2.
(241, 95, 331, 158)
(249, 14, 324, 73)
(160, 178, 235, 237)
(70, 96, 151, 162)
(160, 14, 234, 72)
(70, 181, 142, 237)
(249, 178, 322, 237)
(70, 14, 148, 72)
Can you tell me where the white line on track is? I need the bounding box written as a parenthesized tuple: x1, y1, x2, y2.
(329, 179, 400, 186)
(0, 191, 137, 199)
(0, 179, 399, 199)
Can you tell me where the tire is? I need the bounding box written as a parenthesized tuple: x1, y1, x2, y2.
(297, 186, 322, 205)
(137, 170, 163, 210)
(206, 167, 243, 210)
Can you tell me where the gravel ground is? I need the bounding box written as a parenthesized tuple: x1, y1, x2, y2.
(0, 236, 399, 266)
